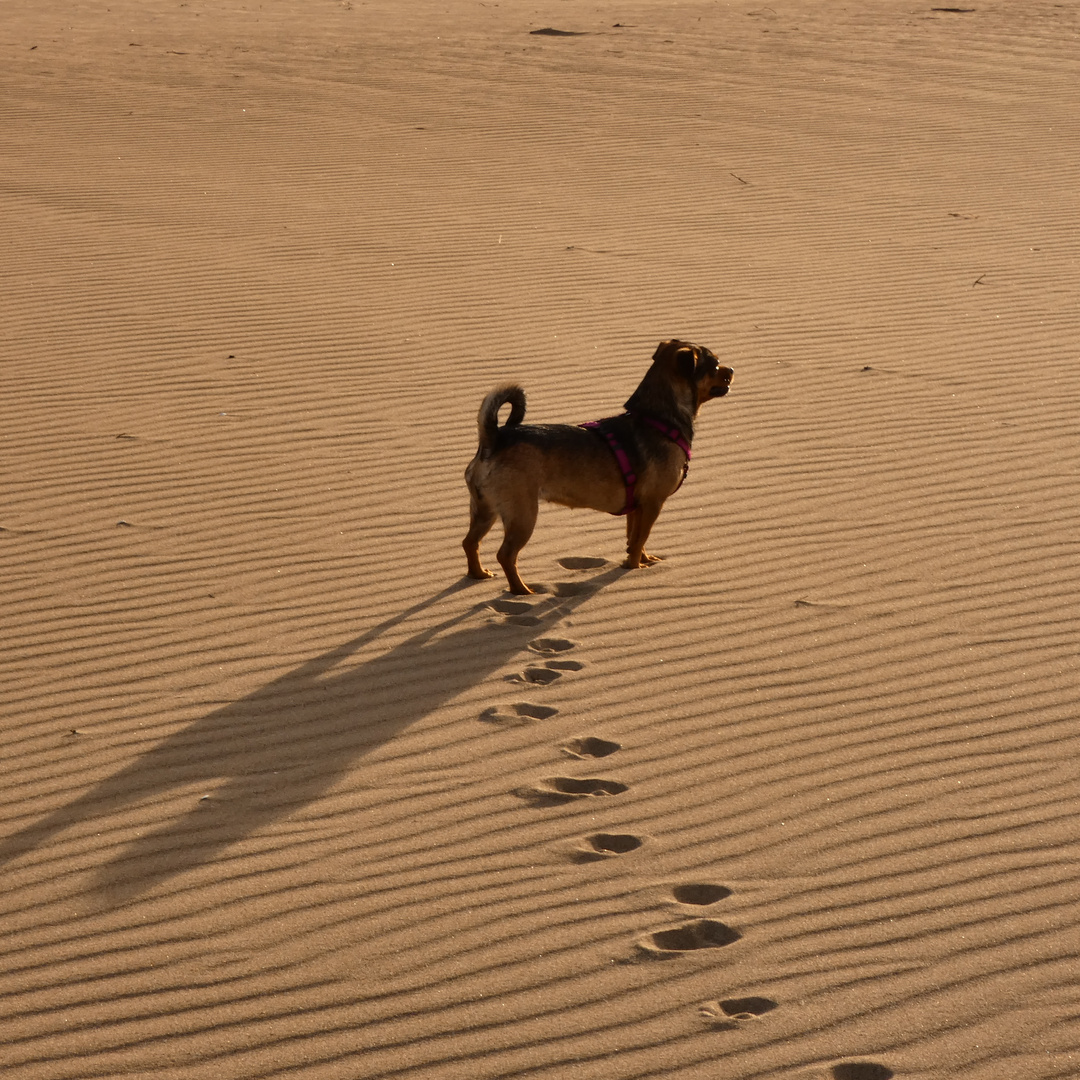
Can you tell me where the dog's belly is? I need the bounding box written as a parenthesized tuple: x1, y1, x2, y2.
(540, 480, 626, 516)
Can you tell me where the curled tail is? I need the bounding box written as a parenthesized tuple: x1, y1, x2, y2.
(477, 385, 526, 451)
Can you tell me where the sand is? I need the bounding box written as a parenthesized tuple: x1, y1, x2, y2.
(3, 1, 1080, 1077)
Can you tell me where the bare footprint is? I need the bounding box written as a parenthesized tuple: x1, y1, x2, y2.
(832, 1066, 894, 1080)
(637, 919, 741, 956)
(480, 702, 559, 725)
(557, 556, 608, 570)
(522, 776, 629, 804)
(527, 637, 577, 655)
(572, 833, 644, 861)
(562, 736, 620, 759)
(671, 883, 732, 906)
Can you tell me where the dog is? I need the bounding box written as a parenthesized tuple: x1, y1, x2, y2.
(463, 339, 733, 594)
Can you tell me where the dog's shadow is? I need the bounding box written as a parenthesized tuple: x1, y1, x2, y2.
(2, 569, 622, 902)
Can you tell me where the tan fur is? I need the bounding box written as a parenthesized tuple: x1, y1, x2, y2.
(463, 339, 733, 594)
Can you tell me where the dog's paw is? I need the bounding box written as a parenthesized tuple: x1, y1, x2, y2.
(624, 552, 663, 568)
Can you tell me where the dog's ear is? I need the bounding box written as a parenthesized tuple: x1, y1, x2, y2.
(652, 339, 678, 363)
(653, 339, 697, 382)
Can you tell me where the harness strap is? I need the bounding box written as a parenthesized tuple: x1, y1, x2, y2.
(639, 414, 692, 493)
(640, 415, 692, 461)
(579, 420, 636, 516)
(579, 414, 693, 514)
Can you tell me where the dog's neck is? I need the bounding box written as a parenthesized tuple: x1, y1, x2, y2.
(623, 367, 697, 443)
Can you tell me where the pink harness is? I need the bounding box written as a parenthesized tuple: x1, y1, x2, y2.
(579, 414, 692, 516)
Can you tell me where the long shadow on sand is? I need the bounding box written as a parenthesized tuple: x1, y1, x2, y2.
(1, 568, 622, 901)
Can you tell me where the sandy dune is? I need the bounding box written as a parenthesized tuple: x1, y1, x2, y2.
(3, 2, 1080, 1077)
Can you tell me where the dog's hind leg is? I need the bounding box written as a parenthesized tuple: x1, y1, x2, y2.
(496, 502, 538, 595)
(624, 503, 664, 569)
(463, 491, 497, 580)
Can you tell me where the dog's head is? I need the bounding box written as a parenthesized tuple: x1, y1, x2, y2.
(652, 339, 734, 407)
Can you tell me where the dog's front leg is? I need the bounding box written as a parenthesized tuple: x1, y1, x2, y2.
(624, 503, 663, 569)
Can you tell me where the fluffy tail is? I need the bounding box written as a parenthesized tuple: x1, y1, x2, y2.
(477, 385, 526, 451)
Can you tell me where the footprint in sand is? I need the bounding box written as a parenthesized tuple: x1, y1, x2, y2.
(507, 641, 585, 684)
(486, 598, 545, 626)
(831, 1066, 894, 1080)
(479, 702, 559, 726)
(527, 636, 577, 655)
(636, 918, 741, 957)
(521, 776, 629, 804)
(562, 736, 620, 759)
(545, 659, 584, 671)
(698, 996, 778, 1029)
(530, 27, 588, 37)
(557, 556, 608, 570)
(506, 665, 564, 685)
(487, 599, 534, 616)
(571, 833, 644, 861)
(551, 581, 597, 597)
(670, 883, 732, 906)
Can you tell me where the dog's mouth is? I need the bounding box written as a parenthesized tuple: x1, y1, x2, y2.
(709, 366, 734, 397)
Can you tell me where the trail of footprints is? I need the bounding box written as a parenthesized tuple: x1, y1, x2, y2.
(477, 569, 894, 1077)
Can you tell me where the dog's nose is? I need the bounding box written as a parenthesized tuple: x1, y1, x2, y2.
(720, 367, 734, 383)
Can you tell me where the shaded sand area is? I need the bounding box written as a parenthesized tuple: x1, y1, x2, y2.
(3, 2, 1080, 1077)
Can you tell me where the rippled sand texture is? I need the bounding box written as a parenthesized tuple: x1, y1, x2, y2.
(3, 2, 1080, 1078)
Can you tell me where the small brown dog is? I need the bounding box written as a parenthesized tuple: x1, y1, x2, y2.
(463, 339, 733, 594)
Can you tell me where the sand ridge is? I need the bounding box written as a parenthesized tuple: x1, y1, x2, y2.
(3, 1, 1080, 1077)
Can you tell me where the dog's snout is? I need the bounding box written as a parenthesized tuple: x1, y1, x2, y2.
(709, 367, 733, 397)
